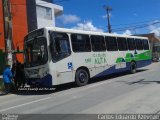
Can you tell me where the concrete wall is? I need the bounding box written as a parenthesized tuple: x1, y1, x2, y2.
(10, 0, 28, 62)
(36, 0, 63, 28)
(0, 0, 63, 63)
(0, 0, 5, 50)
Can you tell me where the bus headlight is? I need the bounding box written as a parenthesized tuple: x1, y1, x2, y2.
(38, 68, 49, 78)
(25, 71, 29, 78)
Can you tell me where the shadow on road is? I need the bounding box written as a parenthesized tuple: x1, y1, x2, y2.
(14, 90, 55, 96)
(89, 69, 148, 84)
(124, 79, 160, 85)
(3, 69, 148, 96)
(0, 92, 9, 96)
(117, 69, 160, 85)
(54, 69, 149, 93)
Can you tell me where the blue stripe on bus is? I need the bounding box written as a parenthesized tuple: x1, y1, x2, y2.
(27, 74, 52, 87)
(136, 60, 152, 68)
(40, 74, 52, 87)
(94, 60, 152, 78)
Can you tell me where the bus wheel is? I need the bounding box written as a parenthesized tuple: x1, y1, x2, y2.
(75, 69, 89, 87)
(130, 62, 137, 74)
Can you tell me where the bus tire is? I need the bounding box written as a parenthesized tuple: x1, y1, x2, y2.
(130, 62, 137, 74)
(75, 69, 89, 87)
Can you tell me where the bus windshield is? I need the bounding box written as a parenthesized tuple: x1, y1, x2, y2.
(24, 37, 48, 67)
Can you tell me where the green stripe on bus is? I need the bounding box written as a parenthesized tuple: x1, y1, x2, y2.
(116, 50, 152, 63)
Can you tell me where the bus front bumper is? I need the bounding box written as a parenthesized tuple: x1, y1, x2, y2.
(26, 74, 52, 87)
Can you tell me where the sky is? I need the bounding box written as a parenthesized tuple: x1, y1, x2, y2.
(55, 0, 160, 36)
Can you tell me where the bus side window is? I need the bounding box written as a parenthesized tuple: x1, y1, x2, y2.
(143, 39, 149, 50)
(127, 38, 135, 50)
(136, 39, 143, 50)
(71, 34, 91, 52)
(105, 36, 118, 51)
(91, 35, 106, 52)
(50, 32, 71, 62)
(50, 33, 58, 56)
(117, 37, 128, 51)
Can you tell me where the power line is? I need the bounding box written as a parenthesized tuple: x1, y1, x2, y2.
(98, 19, 160, 32)
(111, 19, 160, 27)
(112, 21, 160, 32)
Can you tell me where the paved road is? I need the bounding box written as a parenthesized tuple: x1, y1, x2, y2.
(0, 63, 160, 117)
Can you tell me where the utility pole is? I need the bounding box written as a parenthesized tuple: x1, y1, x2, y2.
(3, 0, 13, 66)
(104, 5, 112, 33)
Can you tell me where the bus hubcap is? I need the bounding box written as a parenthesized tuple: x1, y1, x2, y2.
(79, 72, 86, 83)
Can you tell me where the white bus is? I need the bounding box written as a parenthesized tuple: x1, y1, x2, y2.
(24, 27, 152, 87)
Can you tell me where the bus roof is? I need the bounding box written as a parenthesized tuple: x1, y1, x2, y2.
(44, 27, 148, 39)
